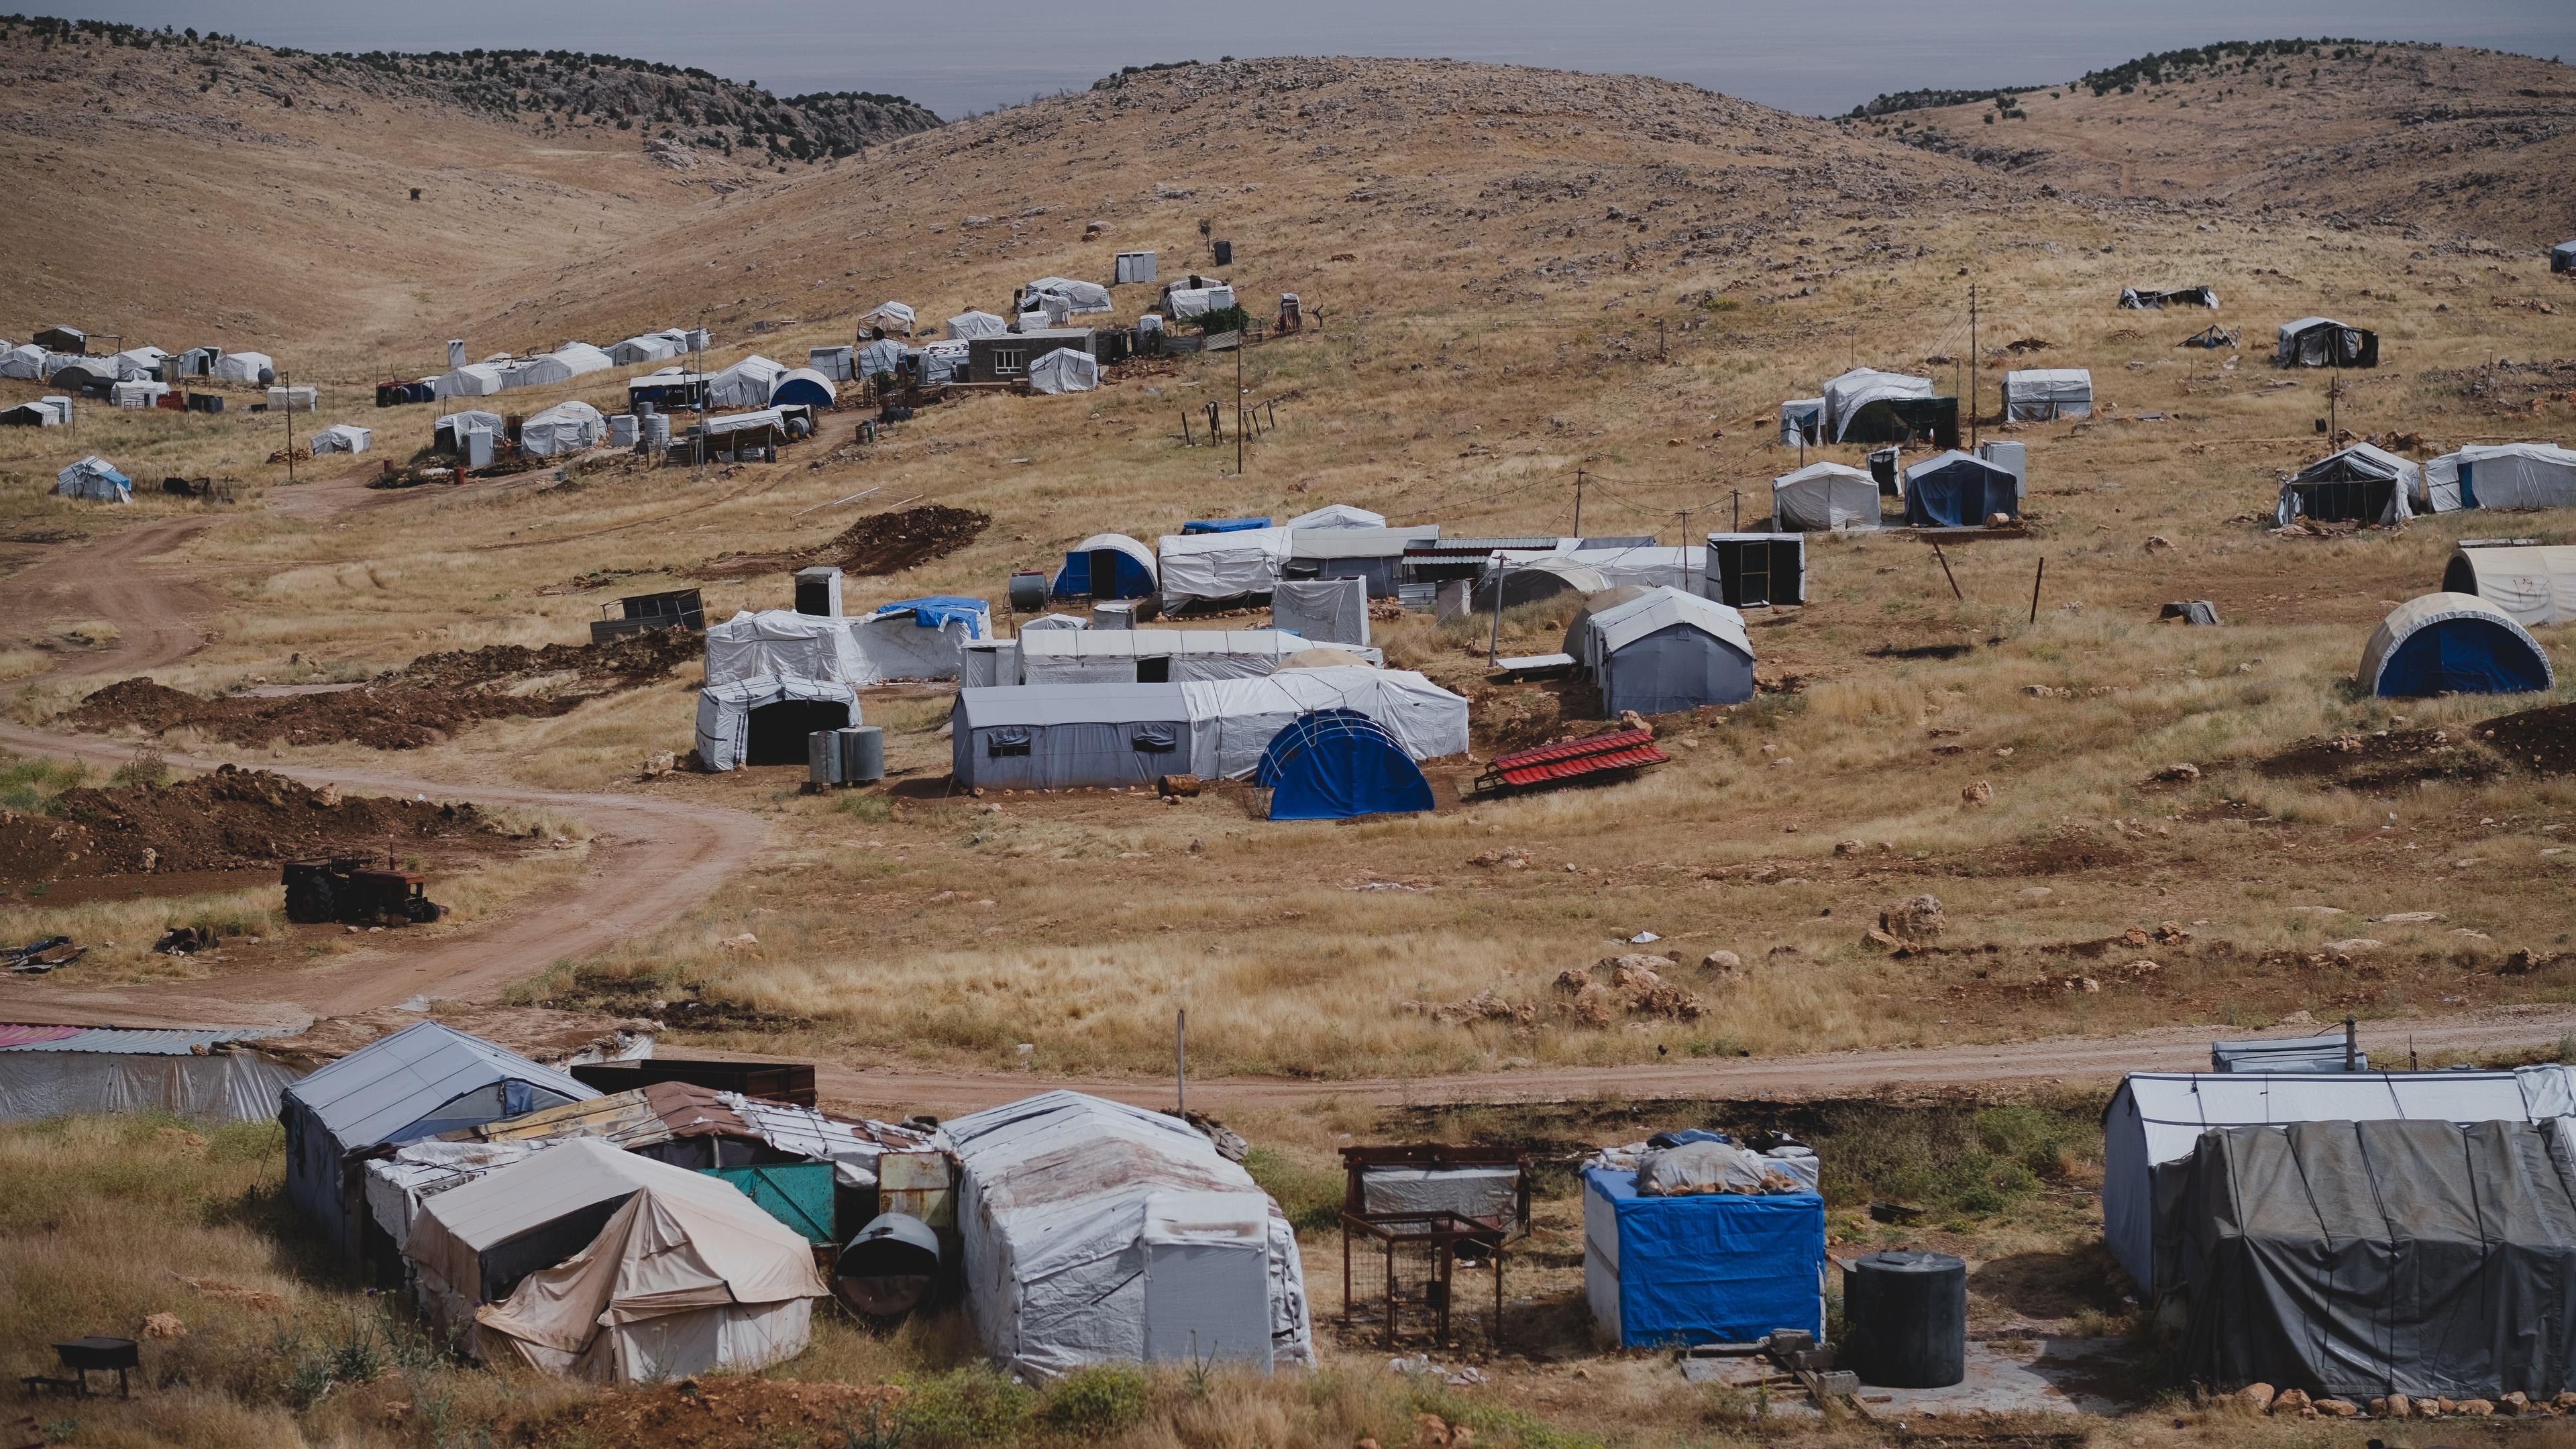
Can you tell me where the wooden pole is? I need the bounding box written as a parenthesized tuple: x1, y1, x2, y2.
(1572, 470, 1585, 535)
(1969, 282, 1979, 451)
(282, 370, 294, 484)
(2028, 555, 2045, 623)
(1234, 339, 1245, 476)
(1175, 1008, 1187, 1115)
(1932, 539, 1962, 600)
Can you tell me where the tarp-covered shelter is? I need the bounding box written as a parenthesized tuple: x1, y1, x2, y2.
(2358, 592, 2553, 698)
(111, 380, 170, 409)
(768, 368, 838, 409)
(1821, 368, 1932, 442)
(1027, 348, 1099, 394)
(433, 362, 508, 399)
(862, 301, 917, 336)
(435, 410, 502, 455)
(1, 400, 63, 427)
(1778, 397, 1825, 447)
(2002, 368, 2093, 421)
(547, 342, 615, 380)
(2174, 1118, 2576, 1400)
(1159, 282, 1237, 320)
(1576, 587, 1755, 716)
(54, 455, 131, 503)
(706, 354, 787, 408)
(1582, 1166, 1825, 1348)
(2276, 317, 2379, 368)
(2443, 545, 2576, 627)
(607, 331, 687, 365)
(2101, 1067, 2576, 1299)
(945, 1091, 1314, 1378)
(1272, 576, 1369, 646)
(47, 359, 112, 393)
(0, 1022, 297, 1122)
(1287, 525, 1440, 598)
(1256, 709, 1432, 820)
(32, 325, 84, 353)
(853, 597, 988, 683)
(1024, 276, 1113, 315)
(1772, 462, 1881, 531)
(694, 675, 858, 771)
(213, 350, 275, 383)
(0, 343, 46, 379)
(1902, 450, 2021, 527)
(857, 338, 907, 382)
(406, 1138, 826, 1383)
(2423, 442, 2576, 513)
(282, 1020, 594, 1260)
(109, 345, 168, 381)
(1053, 533, 1157, 600)
(1181, 669, 1466, 779)
(704, 610, 865, 688)
(311, 423, 373, 455)
(2276, 442, 2416, 527)
(2555, 241, 2576, 274)
(519, 400, 606, 459)
(1472, 558, 1609, 611)
(1284, 503, 1385, 531)
(947, 310, 1008, 340)
(2121, 286, 2218, 309)
(1159, 527, 1291, 604)
(1018, 629, 1370, 685)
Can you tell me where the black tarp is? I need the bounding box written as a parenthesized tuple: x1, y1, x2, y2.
(2178, 1119, 2576, 1401)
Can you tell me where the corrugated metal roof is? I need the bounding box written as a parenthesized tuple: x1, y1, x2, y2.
(0, 1024, 286, 1055)
(0, 1024, 80, 1049)
(284, 1020, 596, 1146)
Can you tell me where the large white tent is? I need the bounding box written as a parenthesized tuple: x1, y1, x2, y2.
(109, 345, 169, 381)
(1772, 462, 1881, 531)
(519, 400, 606, 458)
(945, 1091, 1314, 1379)
(1027, 349, 1099, 394)
(1024, 276, 1113, 315)
(2442, 545, 2576, 627)
(1821, 368, 1933, 441)
(1574, 586, 1755, 716)
(706, 354, 787, 409)
(310, 423, 374, 455)
(608, 331, 688, 365)
(0, 343, 46, 379)
(432, 362, 508, 399)
(547, 341, 615, 378)
(1159, 283, 1236, 319)
(111, 380, 170, 409)
(862, 301, 917, 335)
(705, 610, 865, 688)
(213, 350, 275, 383)
(2000, 368, 2093, 421)
(852, 598, 989, 683)
(2422, 442, 2576, 513)
(947, 310, 1009, 340)
(1159, 527, 1292, 604)
(694, 675, 857, 771)
(1272, 576, 1369, 646)
(1017, 629, 1376, 685)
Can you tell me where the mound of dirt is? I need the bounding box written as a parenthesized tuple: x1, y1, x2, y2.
(0, 763, 502, 883)
(2259, 726, 2506, 791)
(695, 504, 990, 580)
(2479, 702, 2576, 775)
(504, 1376, 903, 1449)
(59, 630, 696, 751)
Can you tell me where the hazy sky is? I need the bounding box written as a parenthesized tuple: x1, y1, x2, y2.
(34, 1, 2576, 118)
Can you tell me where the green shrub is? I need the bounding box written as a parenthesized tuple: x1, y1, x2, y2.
(1243, 1146, 1342, 1234)
(1044, 1364, 1148, 1434)
(898, 1365, 1035, 1448)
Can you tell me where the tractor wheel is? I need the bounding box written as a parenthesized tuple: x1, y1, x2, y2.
(406, 897, 444, 924)
(285, 876, 335, 924)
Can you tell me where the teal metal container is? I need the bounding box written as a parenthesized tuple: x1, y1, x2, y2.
(706, 1161, 838, 1245)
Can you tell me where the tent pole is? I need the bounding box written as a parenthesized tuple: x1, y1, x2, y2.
(1175, 1008, 1187, 1116)
(2029, 556, 2045, 623)
(1489, 558, 1509, 665)
(1573, 470, 1585, 535)
(1969, 282, 1979, 451)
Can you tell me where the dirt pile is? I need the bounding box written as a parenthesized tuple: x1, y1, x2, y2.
(696, 504, 991, 580)
(2479, 703, 2576, 775)
(59, 630, 695, 751)
(0, 763, 500, 883)
(2259, 725, 2507, 790)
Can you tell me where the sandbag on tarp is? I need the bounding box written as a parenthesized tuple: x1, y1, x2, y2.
(2178, 1118, 2576, 1401)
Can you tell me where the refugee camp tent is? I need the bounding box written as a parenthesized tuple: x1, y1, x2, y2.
(281, 1020, 595, 1260)
(1183, 517, 1273, 534)
(1053, 533, 1158, 600)
(1027, 348, 1099, 394)
(0, 1022, 297, 1122)
(2101, 1067, 2576, 1299)
(947, 310, 1009, 340)
(2120, 286, 2219, 309)
(33, 325, 85, 352)
(2556, 241, 2576, 274)
(1778, 398, 1825, 447)
(1018, 629, 1368, 685)
(2275, 442, 2416, 527)
(1284, 503, 1386, 531)
(435, 411, 502, 455)
(109, 346, 168, 380)
(213, 350, 275, 383)
(0, 400, 63, 427)
(1024, 613, 1086, 631)
(694, 675, 859, 771)
(1287, 526, 1440, 598)
(110, 380, 170, 409)
(1583, 1165, 1825, 1348)
(704, 610, 864, 688)
(913, 339, 970, 385)
(2442, 545, 2576, 627)
(862, 301, 917, 336)
(2358, 592, 2553, 698)
(851, 597, 987, 684)
(1822, 368, 1933, 441)
(47, 359, 112, 393)
(310, 423, 373, 455)
(607, 331, 687, 365)
(1256, 710, 1433, 820)
(768, 368, 838, 409)
(2422, 442, 2576, 513)
(1159, 527, 1292, 604)
(54, 455, 131, 503)
(433, 362, 508, 399)
(706, 355, 786, 408)
(945, 1091, 1314, 1378)
(0, 343, 46, 379)
(549, 342, 616, 379)
(2275, 317, 2379, 368)
(1902, 451, 2021, 527)
(519, 400, 606, 459)
(268, 385, 318, 413)
(2002, 368, 2094, 421)
(1159, 282, 1237, 319)
(1272, 576, 1369, 646)
(1025, 276, 1114, 315)
(1471, 558, 1608, 610)
(1181, 667, 1468, 780)
(406, 1138, 826, 1382)
(1561, 586, 1652, 660)
(961, 640, 1019, 688)
(855, 338, 907, 383)
(1771, 462, 1881, 532)
(1576, 587, 1755, 716)
(2174, 1118, 2576, 1400)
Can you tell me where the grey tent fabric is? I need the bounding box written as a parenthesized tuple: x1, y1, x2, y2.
(519, 401, 606, 459)
(2422, 443, 2576, 513)
(2161, 601, 2223, 626)
(2556, 241, 2576, 274)
(1271, 577, 1368, 646)
(951, 685, 1192, 790)
(1771, 462, 1880, 531)
(2277, 443, 2416, 527)
(1576, 588, 1756, 716)
(1471, 559, 1608, 611)
(2001, 369, 2093, 421)
(694, 675, 858, 771)
(2177, 1118, 2576, 1401)
(2276, 317, 2378, 368)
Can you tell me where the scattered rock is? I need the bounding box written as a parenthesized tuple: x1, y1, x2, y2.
(2456, 1398, 2496, 1417)
(141, 1311, 187, 1339)
(2271, 1388, 2312, 1416)
(1701, 949, 1744, 977)
(1564, 980, 1616, 1026)
(1878, 895, 1947, 943)
(1601, 954, 1676, 989)
(639, 751, 677, 780)
(2502, 1391, 2531, 1415)
(1157, 773, 1201, 798)
(2386, 1393, 2412, 1418)
(2314, 1397, 2358, 1417)
(1962, 780, 1994, 804)
(2143, 534, 2175, 551)
(2320, 938, 2385, 954)
(1403, 989, 1534, 1027)
(1833, 839, 1863, 856)
(2154, 762, 2201, 782)
(2239, 1383, 2276, 1413)
(1468, 847, 1530, 869)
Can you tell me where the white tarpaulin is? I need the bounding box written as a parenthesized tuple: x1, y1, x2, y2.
(945, 1091, 1313, 1379)
(607, 332, 686, 365)
(111, 380, 170, 409)
(548, 342, 615, 378)
(947, 310, 1008, 339)
(0, 343, 46, 379)
(2002, 368, 2093, 421)
(0, 1028, 298, 1122)
(109, 346, 168, 380)
(1028, 349, 1099, 394)
(1283, 503, 1385, 531)
(1772, 462, 1880, 531)
(863, 301, 917, 335)
(853, 600, 989, 684)
(310, 423, 373, 455)
(2424, 442, 2576, 513)
(1159, 528, 1291, 603)
(1161, 285, 1236, 319)
(1272, 577, 1369, 646)
(1181, 667, 1466, 778)
(1025, 276, 1112, 315)
(433, 362, 508, 398)
(2443, 545, 2576, 627)
(706, 355, 786, 409)
(519, 400, 606, 458)
(1778, 397, 1824, 446)
(213, 350, 274, 383)
(704, 610, 865, 687)
(1821, 368, 1933, 441)
(694, 675, 858, 771)
(1018, 629, 1371, 685)
(54, 455, 131, 502)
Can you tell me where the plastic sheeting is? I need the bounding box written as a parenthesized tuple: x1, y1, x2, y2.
(694, 675, 857, 771)
(1283, 503, 1385, 531)
(1024, 276, 1112, 315)
(2424, 442, 2576, 513)
(2443, 545, 2576, 627)
(608, 332, 686, 364)
(0, 343, 46, 379)
(947, 310, 1008, 339)
(2357, 592, 2553, 698)
(1018, 629, 1362, 685)
(0, 1042, 297, 1121)
(1902, 450, 2021, 526)
(1357, 1165, 1521, 1222)
(54, 455, 131, 502)
(706, 354, 786, 408)
(704, 610, 864, 688)
(2002, 368, 2093, 421)
(1255, 709, 1432, 820)
(853, 600, 987, 683)
(2277, 317, 2377, 368)
(1273, 577, 1369, 646)
(520, 400, 606, 459)
(1580, 588, 1756, 716)
(1159, 527, 1291, 602)
(943, 1091, 1313, 1379)
(1582, 1168, 1824, 1348)
(1821, 368, 1934, 442)
(1183, 667, 1468, 780)
(1772, 462, 1880, 531)
(1028, 349, 1099, 393)
(432, 362, 508, 398)
(2277, 443, 2417, 527)
(1778, 397, 1824, 446)
(862, 301, 917, 335)
(213, 350, 274, 383)
(2176, 1119, 2576, 1400)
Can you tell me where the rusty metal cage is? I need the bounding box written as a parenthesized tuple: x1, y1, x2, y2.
(1338, 1145, 1531, 1348)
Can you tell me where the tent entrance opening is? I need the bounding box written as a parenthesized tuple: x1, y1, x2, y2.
(746, 700, 851, 765)
(2296, 476, 2396, 524)
(1135, 657, 1171, 684)
(1709, 539, 1804, 608)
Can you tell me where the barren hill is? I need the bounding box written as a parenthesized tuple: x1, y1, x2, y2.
(1856, 39, 2576, 246)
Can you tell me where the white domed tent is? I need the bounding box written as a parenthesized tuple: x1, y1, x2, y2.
(2422, 443, 2576, 514)
(2359, 593, 2553, 698)
(861, 301, 917, 336)
(768, 368, 838, 409)
(213, 350, 275, 383)
(1771, 462, 1882, 532)
(519, 400, 606, 458)
(1026, 349, 1099, 394)
(694, 675, 858, 770)
(0, 343, 46, 379)
(310, 423, 374, 455)
(2276, 443, 2416, 527)
(2442, 545, 2576, 627)
(704, 610, 865, 688)
(706, 354, 786, 409)
(109, 346, 169, 381)
(946, 310, 1008, 340)
(1471, 558, 1609, 611)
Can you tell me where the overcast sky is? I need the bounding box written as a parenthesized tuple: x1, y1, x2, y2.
(34, 1, 2576, 118)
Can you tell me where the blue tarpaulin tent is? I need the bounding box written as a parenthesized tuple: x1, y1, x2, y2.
(1582, 1168, 1825, 1348)
(1902, 450, 2021, 527)
(875, 595, 988, 630)
(1183, 517, 1274, 534)
(1255, 709, 1434, 820)
(2359, 593, 2553, 698)
(1052, 533, 1157, 600)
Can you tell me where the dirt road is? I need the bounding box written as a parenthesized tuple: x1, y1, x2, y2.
(7, 514, 225, 678)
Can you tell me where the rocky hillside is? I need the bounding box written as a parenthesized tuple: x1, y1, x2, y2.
(1849, 40, 2576, 246)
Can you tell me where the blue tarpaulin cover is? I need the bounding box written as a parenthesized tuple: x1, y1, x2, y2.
(1255, 708, 1434, 820)
(877, 596, 989, 630)
(1183, 517, 1274, 533)
(1583, 1167, 1824, 1347)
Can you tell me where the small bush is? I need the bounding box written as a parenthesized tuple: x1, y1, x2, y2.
(1044, 1363, 1148, 1434)
(898, 1364, 1035, 1448)
(1244, 1146, 1342, 1234)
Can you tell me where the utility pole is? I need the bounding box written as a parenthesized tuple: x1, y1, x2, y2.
(1968, 282, 1980, 451)
(282, 370, 294, 484)
(1234, 339, 1245, 476)
(1573, 469, 1585, 535)
(1488, 557, 1511, 665)
(1175, 1008, 1187, 1116)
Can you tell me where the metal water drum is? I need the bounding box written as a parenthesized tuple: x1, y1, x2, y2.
(1006, 570, 1049, 613)
(833, 1212, 945, 1320)
(838, 726, 885, 784)
(1842, 1249, 1966, 1388)
(808, 730, 846, 786)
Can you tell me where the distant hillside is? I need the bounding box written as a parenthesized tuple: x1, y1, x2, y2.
(1847, 39, 2576, 246)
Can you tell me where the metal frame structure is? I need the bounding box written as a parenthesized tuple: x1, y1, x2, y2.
(1338, 1145, 1531, 1348)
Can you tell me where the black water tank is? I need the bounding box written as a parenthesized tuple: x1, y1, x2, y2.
(1212, 239, 1233, 266)
(1006, 570, 1049, 614)
(1842, 1249, 1966, 1388)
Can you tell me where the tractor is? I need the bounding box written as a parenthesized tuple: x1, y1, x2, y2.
(281, 854, 443, 926)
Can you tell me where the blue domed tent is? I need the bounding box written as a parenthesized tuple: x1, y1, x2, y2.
(1255, 708, 1434, 821)
(769, 367, 838, 409)
(2359, 593, 2554, 698)
(1052, 533, 1157, 601)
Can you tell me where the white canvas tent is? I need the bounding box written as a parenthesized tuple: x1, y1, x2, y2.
(1272, 576, 1369, 646)
(1160, 284, 1236, 319)
(2001, 368, 2093, 421)
(2442, 545, 2576, 627)
(1778, 398, 1825, 446)
(213, 350, 275, 383)
(109, 345, 168, 380)
(851, 600, 989, 683)
(947, 310, 1008, 339)
(607, 331, 687, 365)
(0, 1024, 297, 1122)
(862, 301, 917, 335)
(704, 610, 865, 688)
(1024, 276, 1112, 315)
(1183, 667, 1466, 779)
(2422, 443, 2576, 513)
(694, 675, 858, 771)
(433, 362, 508, 399)
(519, 400, 606, 458)
(1283, 503, 1385, 531)
(1017, 629, 1373, 685)
(1821, 368, 1933, 441)
(0, 343, 46, 379)
(547, 342, 615, 379)
(1027, 349, 1099, 394)
(1575, 587, 1756, 716)
(706, 355, 786, 409)
(1159, 527, 1291, 604)
(111, 380, 170, 409)
(311, 423, 374, 455)
(945, 1091, 1314, 1379)
(1772, 462, 1881, 531)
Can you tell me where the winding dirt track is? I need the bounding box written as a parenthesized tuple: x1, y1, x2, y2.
(9, 490, 2576, 1112)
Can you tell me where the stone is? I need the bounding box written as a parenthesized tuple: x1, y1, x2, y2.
(2144, 534, 2176, 551)
(1834, 839, 1864, 856)
(1701, 949, 1744, 976)
(1601, 954, 1676, 989)
(2155, 762, 2201, 782)
(2271, 1388, 2311, 1416)
(1962, 779, 1994, 804)
(1565, 981, 1615, 1026)
(1553, 969, 1593, 994)
(2314, 1398, 2358, 1417)
(2502, 1391, 2531, 1415)
(2239, 1384, 2276, 1413)
(316, 782, 343, 806)
(2553, 1391, 2576, 1411)
(1157, 773, 1201, 797)
(638, 752, 676, 781)
(2321, 938, 2385, 954)
(2386, 1393, 2412, 1417)
(1879, 895, 1947, 943)
(2456, 1399, 2495, 1417)
(142, 1311, 187, 1339)
(2367, 1398, 2389, 1418)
